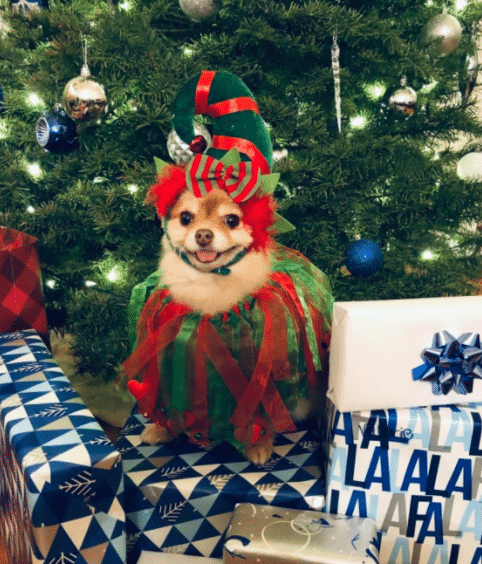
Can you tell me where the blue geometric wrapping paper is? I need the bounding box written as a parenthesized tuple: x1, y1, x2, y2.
(323, 399, 482, 564)
(116, 409, 325, 563)
(0, 329, 126, 564)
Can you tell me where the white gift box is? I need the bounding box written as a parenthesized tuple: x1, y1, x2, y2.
(328, 295, 482, 412)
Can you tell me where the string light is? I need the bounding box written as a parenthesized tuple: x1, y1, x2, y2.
(46, 279, 56, 289)
(25, 161, 43, 179)
(350, 115, 367, 129)
(85, 280, 97, 287)
(422, 250, 435, 260)
(107, 267, 120, 282)
(364, 82, 386, 100)
(0, 120, 8, 139)
(273, 149, 289, 162)
(27, 93, 44, 108)
(127, 184, 138, 193)
(456, 0, 467, 10)
(119, 0, 133, 9)
(26, 205, 35, 213)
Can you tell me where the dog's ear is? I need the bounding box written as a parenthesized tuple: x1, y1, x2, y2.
(146, 164, 187, 219)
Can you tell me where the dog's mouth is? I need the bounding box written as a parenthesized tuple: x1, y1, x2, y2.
(186, 246, 238, 267)
(194, 250, 220, 264)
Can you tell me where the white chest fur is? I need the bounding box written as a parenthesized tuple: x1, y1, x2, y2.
(159, 238, 273, 316)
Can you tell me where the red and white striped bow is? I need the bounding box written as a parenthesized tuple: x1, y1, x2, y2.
(185, 154, 261, 202)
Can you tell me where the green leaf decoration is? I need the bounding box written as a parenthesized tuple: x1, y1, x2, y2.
(274, 213, 296, 233)
(220, 148, 242, 166)
(260, 173, 280, 194)
(154, 156, 168, 173)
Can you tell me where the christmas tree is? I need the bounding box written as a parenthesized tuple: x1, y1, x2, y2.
(1, 0, 482, 381)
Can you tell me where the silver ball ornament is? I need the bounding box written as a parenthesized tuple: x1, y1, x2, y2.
(62, 64, 107, 122)
(167, 122, 212, 165)
(389, 79, 417, 117)
(460, 50, 478, 99)
(423, 13, 462, 56)
(179, 0, 220, 22)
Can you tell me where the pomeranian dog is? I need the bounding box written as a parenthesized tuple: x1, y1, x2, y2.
(135, 182, 322, 466)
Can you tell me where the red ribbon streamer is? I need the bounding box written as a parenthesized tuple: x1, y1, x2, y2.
(211, 135, 270, 174)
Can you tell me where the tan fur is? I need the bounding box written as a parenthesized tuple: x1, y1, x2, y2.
(160, 189, 272, 316)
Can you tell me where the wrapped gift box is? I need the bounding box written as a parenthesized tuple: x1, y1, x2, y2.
(0, 329, 126, 564)
(329, 296, 482, 412)
(223, 503, 379, 564)
(323, 399, 482, 564)
(116, 409, 325, 563)
(138, 552, 221, 563)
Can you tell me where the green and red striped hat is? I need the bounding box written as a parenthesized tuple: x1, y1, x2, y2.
(171, 70, 273, 175)
(151, 70, 294, 233)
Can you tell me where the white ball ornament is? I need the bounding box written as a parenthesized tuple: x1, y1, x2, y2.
(423, 13, 462, 56)
(457, 152, 482, 181)
(179, 0, 220, 21)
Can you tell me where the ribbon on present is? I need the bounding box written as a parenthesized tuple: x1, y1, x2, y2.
(412, 331, 482, 395)
(0, 227, 49, 345)
(186, 153, 262, 202)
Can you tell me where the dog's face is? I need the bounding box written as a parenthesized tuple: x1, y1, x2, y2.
(166, 188, 253, 272)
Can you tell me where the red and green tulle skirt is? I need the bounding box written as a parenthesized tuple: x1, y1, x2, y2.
(122, 245, 333, 451)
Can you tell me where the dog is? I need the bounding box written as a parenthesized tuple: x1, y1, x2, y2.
(136, 184, 322, 465)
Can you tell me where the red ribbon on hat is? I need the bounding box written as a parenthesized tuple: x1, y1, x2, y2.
(186, 153, 262, 202)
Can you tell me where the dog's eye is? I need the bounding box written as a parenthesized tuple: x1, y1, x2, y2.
(225, 214, 240, 229)
(180, 211, 193, 226)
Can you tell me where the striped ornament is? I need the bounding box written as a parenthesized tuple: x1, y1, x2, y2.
(186, 154, 261, 202)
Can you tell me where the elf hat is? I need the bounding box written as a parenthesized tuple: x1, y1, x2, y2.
(171, 70, 273, 175)
(150, 70, 294, 233)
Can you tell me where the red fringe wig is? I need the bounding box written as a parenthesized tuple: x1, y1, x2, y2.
(146, 164, 277, 251)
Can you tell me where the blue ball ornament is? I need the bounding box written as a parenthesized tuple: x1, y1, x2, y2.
(345, 239, 384, 276)
(36, 108, 78, 154)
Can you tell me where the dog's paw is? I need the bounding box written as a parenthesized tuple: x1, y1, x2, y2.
(244, 441, 273, 466)
(140, 423, 172, 445)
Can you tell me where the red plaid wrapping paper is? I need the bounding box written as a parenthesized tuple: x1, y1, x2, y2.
(0, 228, 48, 344)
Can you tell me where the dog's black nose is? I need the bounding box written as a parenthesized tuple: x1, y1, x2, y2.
(195, 229, 214, 247)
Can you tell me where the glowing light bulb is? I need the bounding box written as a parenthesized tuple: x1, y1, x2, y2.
(27, 93, 43, 107)
(107, 268, 120, 282)
(456, 0, 467, 10)
(273, 149, 289, 162)
(27, 162, 42, 179)
(127, 184, 138, 193)
(183, 46, 194, 57)
(0, 120, 8, 139)
(422, 250, 434, 260)
(26, 205, 35, 214)
(350, 116, 367, 129)
(119, 0, 132, 9)
(85, 280, 97, 287)
(46, 279, 56, 289)
(365, 82, 386, 100)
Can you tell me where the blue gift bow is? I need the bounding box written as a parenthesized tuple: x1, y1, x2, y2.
(412, 331, 482, 395)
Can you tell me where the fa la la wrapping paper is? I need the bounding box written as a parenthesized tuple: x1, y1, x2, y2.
(323, 401, 482, 564)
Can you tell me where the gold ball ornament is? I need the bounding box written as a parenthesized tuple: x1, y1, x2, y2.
(62, 64, 107, 122)
(423, 13, 462, 56)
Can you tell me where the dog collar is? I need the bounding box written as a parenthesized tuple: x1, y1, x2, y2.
(162, 218, 248, 276)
